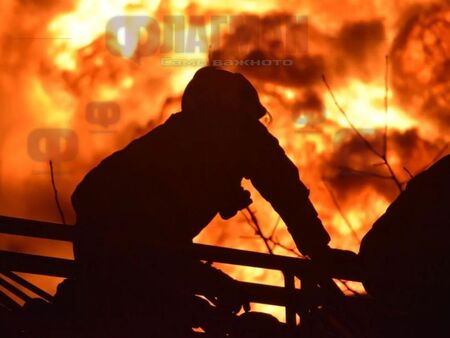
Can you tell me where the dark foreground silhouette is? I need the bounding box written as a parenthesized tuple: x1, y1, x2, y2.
(359, 154, 450, 337)
(7, 68, 448, 338)
(70, 66, 335, 337)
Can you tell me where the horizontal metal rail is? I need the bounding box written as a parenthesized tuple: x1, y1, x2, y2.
(0, 215, 74, 242)
(2, 271, 53, 302)
(0, 215, 361, 280)
(0, 251, 76, 278)
(0, 214, 362, 326)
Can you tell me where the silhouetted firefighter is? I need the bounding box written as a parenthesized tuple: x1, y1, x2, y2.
(70, 67, 338, 337)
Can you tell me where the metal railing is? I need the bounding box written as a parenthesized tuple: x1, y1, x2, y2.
(0, 215, 361, 326)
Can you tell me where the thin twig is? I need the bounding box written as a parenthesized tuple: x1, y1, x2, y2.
(322, 74, 403, 193)
(49, 160, 66, 225)
(322, 75, 382, 158)
(241, 207, 273, 254)
(422, 143, 449, 171)
(269, 216, 281, 238)
(322, 181, 360, 243)
(239, 235, 261, 240)
(241, 208, 358, 295)
(336, 166, 394, 179)
(403, 166, 414, 179)
(340, 280, 361, 296)
(383, 160, 403, 192)
(241, 209, 302, 257)
(269, 237, 304, 258)
(383, 55, 389, 158)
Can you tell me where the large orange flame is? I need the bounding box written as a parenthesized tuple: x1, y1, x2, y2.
(0, 0, 449, 321)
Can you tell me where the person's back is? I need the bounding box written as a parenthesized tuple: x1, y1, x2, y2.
(73, 112, 244, 254)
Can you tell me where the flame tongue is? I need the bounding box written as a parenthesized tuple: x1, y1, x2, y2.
(0, 0, 449, 320)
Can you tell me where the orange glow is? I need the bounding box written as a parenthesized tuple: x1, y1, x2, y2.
(0, 0, 449, 323)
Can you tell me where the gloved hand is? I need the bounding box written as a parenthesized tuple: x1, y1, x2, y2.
(219, 187, 252, 220)
(309, 246, 360, 277)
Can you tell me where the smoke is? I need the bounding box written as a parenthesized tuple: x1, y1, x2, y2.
(0, 0, 75, 214)
(330, 19, 385, 80)
(391, 3, 450, 134)
(0, 0, 179, 222)
(323, 128, 448, 203)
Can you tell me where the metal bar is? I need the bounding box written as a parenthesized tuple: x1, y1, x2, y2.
(0, 251, 309, 310)
(0, 246, 360, 282)
(190, 244, 314, 274)
(0, 289, 21, 311)
(0, 276, 32, 302)
(0, 216, 362, 281)
(283, 272, 296, 326)
(0, 214, 365, 330)
(234, 281, 305, 307)
(191, 244, 360, 281)
(0, 251, 75, 278)
(0, 215, 74, 242)
(2, 271, 53, 302)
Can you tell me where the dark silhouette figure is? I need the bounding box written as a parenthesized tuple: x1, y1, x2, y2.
(71, 67, 332, 336)
(360, 154, 450, 338)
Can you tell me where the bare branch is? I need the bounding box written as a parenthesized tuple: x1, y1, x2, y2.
(241, 208, 303, 257)
(403, 166, 414, 179)
(383, 54, 389, 158)
(383, 160, 403, 192)
(269, 216, 281, 238)
(322, 75, 382, 158)
(241, 207, 360, 296)
(322, 180, 360, 243)
(322, 74, 403, 193)
(241, 207, 273, 254)
(340, 280, 362, 296)
(270, 235, 304, 258)
(336, 166, 395, 180)
(49, 160, 66, 225)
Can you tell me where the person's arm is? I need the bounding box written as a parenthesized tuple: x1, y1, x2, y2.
(241, 121, 330, 256)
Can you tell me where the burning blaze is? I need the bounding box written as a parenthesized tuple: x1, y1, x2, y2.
(0, 0, 449, 321)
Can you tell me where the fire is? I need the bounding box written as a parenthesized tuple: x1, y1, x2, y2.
(1, 0, 449, 323)
(324, 79, 416, 130)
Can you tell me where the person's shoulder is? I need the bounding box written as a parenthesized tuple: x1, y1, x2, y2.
(153, 112, 185, 133)
(245, 120, 280, 145)
(130, 112, 184, 143)
(165, 111, 183, 124)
